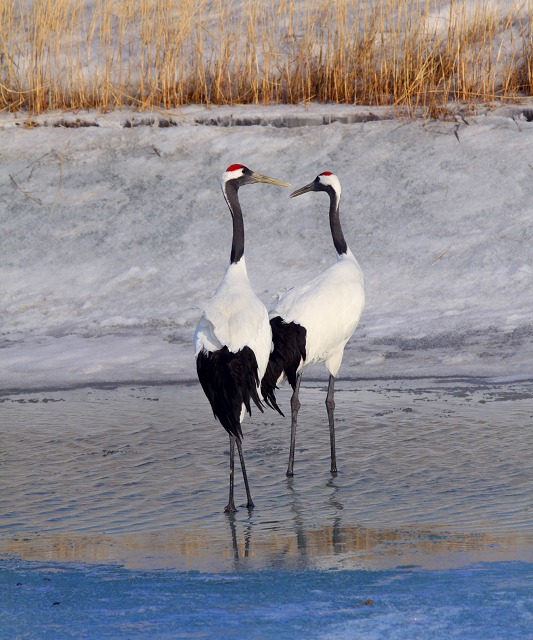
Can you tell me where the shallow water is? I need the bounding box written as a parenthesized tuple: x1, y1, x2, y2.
(1, 378, 532, 572)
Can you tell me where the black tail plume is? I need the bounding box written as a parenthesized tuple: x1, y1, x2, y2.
(261, 316, 306, 416)
(197, 345, 264, 441)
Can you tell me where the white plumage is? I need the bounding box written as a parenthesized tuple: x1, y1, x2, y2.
(194, 259, 272, 378)
(271, 251, 364, 377)
(261, 171, 365, 477)
(194, 163, 289, 512)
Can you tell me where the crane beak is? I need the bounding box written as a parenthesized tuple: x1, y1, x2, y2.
(289, 181, 315, 198)
(250, 172, 291, 188)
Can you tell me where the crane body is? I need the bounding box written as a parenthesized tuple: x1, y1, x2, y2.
(261, 172, 365, 477)
(195, 164, 289, 512)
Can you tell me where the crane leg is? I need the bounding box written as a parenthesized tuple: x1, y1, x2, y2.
(287, 373, 302, 477)
(326, 374, 337, 475)
(236, 438, 255, 510)
(224, 436, 237, 513)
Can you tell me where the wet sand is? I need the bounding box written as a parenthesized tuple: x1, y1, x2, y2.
(1, 378, 532, 572)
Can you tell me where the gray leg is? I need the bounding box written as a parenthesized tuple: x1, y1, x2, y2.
(236, 438, 255, 510)
(287, 374, 302, 477)
(224, 435, 237, 513)
(326, 374, 337, 475)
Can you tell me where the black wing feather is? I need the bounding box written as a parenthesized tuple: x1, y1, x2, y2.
(261, 316, 307, 415)
(197, 345, 264, 441)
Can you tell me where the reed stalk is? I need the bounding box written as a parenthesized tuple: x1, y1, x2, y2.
(0, 0, 531, 114)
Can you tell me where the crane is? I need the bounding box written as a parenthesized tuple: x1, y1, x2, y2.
(261, 171, 365, 477)
(194, 163, 290, 512)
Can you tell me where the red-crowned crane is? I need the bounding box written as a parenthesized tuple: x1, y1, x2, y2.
(261, 171, 365, 477)
(194, 164, 290, 512)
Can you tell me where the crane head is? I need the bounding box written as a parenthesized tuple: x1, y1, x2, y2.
(222, 164, 290, 188)
(290, 171, 341, 199)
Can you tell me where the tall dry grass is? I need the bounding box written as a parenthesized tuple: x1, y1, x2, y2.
(0, 0, 532, 115)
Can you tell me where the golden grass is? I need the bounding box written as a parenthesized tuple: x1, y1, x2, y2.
(1, 0, 532, 115)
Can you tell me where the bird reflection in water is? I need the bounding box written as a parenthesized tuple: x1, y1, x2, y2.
(226, 477, 346, 568)
(227, 511, 254, 566)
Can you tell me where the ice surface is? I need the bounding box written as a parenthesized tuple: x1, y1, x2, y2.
(2, 559, 532, 640)
(2, 103, 533, 390)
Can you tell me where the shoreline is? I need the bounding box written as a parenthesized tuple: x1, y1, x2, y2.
(2, 373, 533, 397)
(3, 522, 533, 573)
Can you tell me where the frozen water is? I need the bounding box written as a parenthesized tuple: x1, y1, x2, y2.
(2, 559, 533, 640)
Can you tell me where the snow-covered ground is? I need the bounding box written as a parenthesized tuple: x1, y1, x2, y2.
(1, 102, 533, 390)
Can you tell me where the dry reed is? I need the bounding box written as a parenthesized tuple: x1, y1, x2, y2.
(0, 0, 532, 115)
